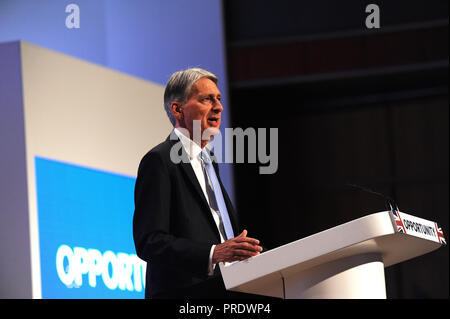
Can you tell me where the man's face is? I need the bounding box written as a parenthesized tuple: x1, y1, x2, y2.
(177, 78, 223, 146)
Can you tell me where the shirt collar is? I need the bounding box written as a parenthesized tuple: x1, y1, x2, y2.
(173, 127, 203, 161)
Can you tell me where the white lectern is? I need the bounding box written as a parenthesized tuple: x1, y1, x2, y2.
(219, 211, 446, 299)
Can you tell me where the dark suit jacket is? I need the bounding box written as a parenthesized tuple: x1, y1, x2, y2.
(133, 134, 241, 298)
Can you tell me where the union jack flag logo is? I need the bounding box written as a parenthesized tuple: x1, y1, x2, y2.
(434, 223, 446, 245)
(392, 210, 406, 233)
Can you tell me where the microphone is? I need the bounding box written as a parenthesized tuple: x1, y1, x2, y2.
(346, 183, 399, 213)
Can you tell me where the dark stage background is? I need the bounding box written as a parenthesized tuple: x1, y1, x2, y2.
(223, 0, 449, 298)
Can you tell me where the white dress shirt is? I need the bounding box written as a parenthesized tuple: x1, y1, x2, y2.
(173, 128, 227, 275)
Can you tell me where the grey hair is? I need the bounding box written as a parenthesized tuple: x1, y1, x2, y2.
(164, 68, 219, 126)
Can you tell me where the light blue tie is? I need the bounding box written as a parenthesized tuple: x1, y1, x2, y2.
(201, 149, 235, 240)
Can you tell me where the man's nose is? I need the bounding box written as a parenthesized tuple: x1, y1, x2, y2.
(212, 98, 223, 112)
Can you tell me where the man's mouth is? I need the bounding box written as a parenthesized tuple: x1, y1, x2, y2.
(207, 117, 220, 125)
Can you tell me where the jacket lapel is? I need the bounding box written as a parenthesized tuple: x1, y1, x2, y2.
(166, 134, 221, 241)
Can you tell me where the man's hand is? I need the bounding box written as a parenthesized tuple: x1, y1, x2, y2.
(212, 230, 263, 264)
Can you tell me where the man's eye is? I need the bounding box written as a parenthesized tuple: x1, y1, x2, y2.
(201, 96, 221, 103)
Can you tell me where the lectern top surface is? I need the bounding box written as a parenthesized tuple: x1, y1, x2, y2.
(220, 211, 444, 292)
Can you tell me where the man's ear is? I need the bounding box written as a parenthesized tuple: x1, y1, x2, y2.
(171, 102, 183, 121)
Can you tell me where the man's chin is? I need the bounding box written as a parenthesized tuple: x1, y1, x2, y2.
(203, 126, 220, 138)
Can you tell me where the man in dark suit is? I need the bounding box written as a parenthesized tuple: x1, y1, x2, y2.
(133, 68, 263, 298)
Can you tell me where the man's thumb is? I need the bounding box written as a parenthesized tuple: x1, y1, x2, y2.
(238, 229, 248, 238)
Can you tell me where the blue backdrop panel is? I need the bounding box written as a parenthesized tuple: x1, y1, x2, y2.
(35, 156, 143, 299)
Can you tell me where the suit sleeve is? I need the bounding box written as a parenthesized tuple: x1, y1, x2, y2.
(133, 151, 211, 277)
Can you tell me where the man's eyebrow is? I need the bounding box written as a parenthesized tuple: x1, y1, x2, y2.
(199, 93, 221, 98)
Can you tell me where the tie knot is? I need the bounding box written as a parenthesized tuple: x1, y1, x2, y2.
(201, 149, 212, 165)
